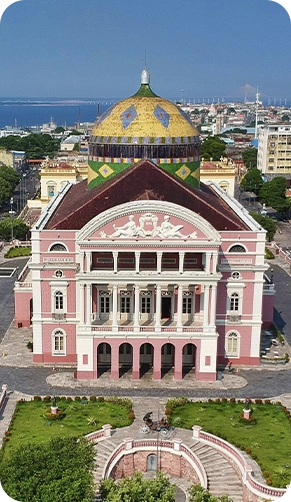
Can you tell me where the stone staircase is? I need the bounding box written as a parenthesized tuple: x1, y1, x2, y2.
(190, 442, 243, 502)
(92, 424, 247, 502)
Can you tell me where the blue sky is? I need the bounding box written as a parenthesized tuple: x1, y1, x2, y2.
(0, 0, 290, 100)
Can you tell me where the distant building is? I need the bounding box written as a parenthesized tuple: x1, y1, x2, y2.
(0, 149, 26, 169)
(60, 135, 84, 152)
(39, 157, 88, 209)
(258, 124, 291, 179)
(200, 158, 236, 196)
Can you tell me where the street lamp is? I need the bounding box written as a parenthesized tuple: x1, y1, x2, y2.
(9, 197, 14, 243)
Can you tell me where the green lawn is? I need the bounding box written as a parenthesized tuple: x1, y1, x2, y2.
(3, 396, 133, 458)
(167, 398, 291, 488)
(4, 246, 31, 258)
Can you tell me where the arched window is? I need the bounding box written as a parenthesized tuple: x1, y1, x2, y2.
(226, 331, 239, 357)
(228, 244, 246, 253)
(230, 292, 239, 311)
(53, 329, 65, 355)
(49, 243, 67, 252)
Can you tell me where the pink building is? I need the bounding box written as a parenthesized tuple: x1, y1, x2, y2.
(14, 70, 274, 381)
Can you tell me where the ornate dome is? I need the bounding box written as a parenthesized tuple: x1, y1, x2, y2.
(91, 72, 198, 142)
(88, 70, 200, 189)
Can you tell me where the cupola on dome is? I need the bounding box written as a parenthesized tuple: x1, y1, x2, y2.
(88, 70, 200, 189)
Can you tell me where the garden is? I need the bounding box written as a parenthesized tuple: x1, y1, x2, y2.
(165, 396, 291, 488)
(2, 394, 134, 457)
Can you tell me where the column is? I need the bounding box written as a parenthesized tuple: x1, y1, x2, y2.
(212, 252, 218, 274)
(112, 284, 118, 329)
(203, 285, 210, 326)
(132, 345, 140, 380)
(205, 253, 211, 274)
(113, 252, 118, 274)
(86, 283, 92, 325)
(80, 253, 85, 273)
(134, 284, 140, 330)
(210, 284, 217, 326)
(179, 252, 185, 274)
(79, 283, 85, 324)
(85, 251, 92, 272)
(192, 287, 196, 320)
(135, 251, 140, 274)
(157, 252, 162, 274)
(177, 285, 183, 329)
(111, 344, 119, 379)
(153, 345, 162, 380)
(155, 284, 161, 328)
(174, 346, 183, 380)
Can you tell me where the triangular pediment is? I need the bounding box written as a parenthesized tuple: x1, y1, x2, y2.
(77, 201, 221, 244)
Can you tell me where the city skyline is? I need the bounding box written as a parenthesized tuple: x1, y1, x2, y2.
(0, 1, 290, 101)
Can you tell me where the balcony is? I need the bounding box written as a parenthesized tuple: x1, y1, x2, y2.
(81, 318, 204, 336)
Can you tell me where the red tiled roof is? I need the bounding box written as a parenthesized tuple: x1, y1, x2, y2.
(45, 159, 249, 231)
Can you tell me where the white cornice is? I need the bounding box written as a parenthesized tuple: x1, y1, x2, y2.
(33, 182, 72, 231)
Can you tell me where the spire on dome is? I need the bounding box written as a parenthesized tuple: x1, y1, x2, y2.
(141, 67, 150, 85)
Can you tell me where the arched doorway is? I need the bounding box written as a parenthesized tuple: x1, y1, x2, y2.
(161, 343, 175, 376)
(182, 343, 196, 377)
(97, 342, 111, 376)
(147, 453, 157, 471)
(140, 343, 154, 377)
(119, 343, 133, 377)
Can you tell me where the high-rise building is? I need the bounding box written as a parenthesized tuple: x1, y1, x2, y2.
(258, 124, 291, 178)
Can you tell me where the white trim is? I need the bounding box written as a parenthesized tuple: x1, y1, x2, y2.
(205, 181, 263, 232)
(77, 200, 221, 244)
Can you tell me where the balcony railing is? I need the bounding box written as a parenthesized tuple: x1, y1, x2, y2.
(52, 313, 66, 321)
(227, 314, 242, 323)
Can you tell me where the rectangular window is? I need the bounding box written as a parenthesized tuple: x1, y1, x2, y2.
(227, 336, 238, 356)
(140, 258, 155, 264)
(97, 258, 113, 263)
(121, 297, 131, 313)
(54, 336, 64, 353)
(141, 297, 151, 313)
(100, 296, 110, 313)
(183, 297, 192, 314)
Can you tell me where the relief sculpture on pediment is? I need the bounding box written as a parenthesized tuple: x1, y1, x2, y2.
(99, 213, 197, 239)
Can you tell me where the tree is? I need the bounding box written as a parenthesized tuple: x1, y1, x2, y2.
(240, 168, 263, 194)
(188, 484, 233, 502)
(259, 177, 291, 217)
(242, 148, 258, 169)
(0, 437, 95, 502)
(0, 133, 61, 160)
(200, 136, 226, 161)
(54, 126, 65, 133)
(281, 114, 290, 122)
(0, 165, 20, 205)
(249, 211, 277, 241)
(0, 218, 30, 240)
(100, 471, 175, 502)
(0, 178, 12, 205)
